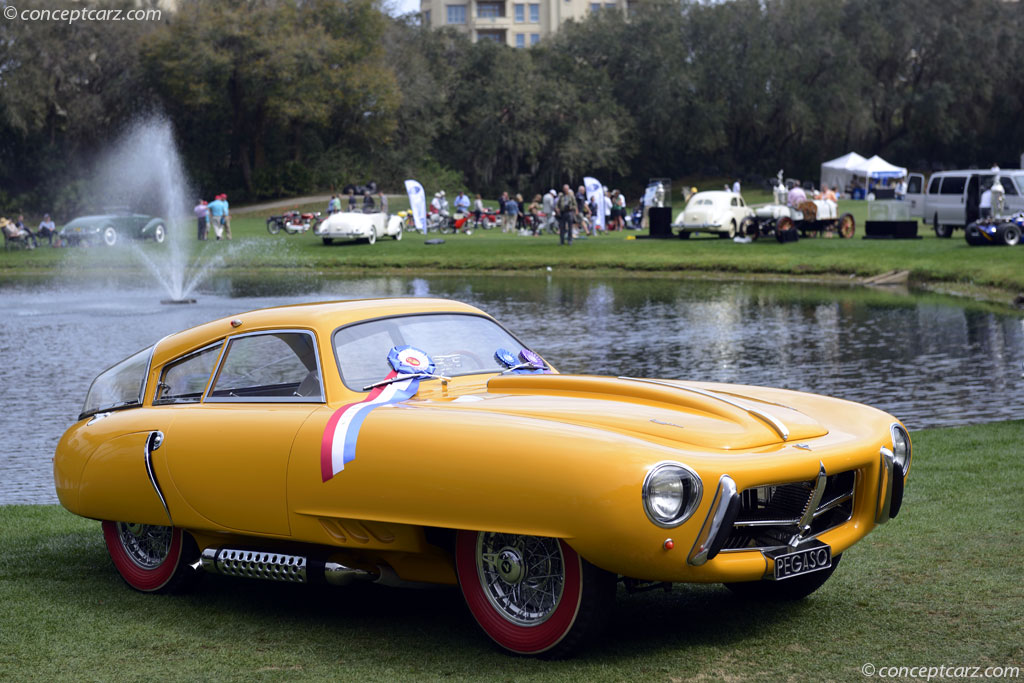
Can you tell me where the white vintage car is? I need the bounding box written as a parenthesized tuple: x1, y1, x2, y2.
(315, 210, 403, 245)
(672, 191, 755, 239)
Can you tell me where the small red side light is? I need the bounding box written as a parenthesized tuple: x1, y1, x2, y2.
(663, 539, 674, 550)
(230, 319, 242, 328)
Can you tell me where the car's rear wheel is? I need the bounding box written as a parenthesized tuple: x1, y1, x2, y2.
(998, 223, 1021, 246)
(934, 218, 952, 238)
(102, 521, 200, 593)
(393, 226, 402, 240)
(322, 237, 333, 245)
(152, 224, 166, 244)
(965, 222, 988, 246)
(678, 230, 691, 239)
(720, 220, 736, 239)
(455, 530, 615, 658)
(838, 213, 855, 239)
(724, 553, 842, 601)
(366, 228, 376, 245)
(740, 216, 758, 240)
(102, 226, 118, 247)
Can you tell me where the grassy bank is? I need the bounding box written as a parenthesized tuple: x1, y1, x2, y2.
(2, 421, 1022, 681)
(3, 195, 1023, 302)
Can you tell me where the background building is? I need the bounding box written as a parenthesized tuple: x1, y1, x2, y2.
(419, 0, 628, 46)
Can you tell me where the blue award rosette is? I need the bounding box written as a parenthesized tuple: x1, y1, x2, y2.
(494, 348, 519, 369)
(387, 345, 436, 376)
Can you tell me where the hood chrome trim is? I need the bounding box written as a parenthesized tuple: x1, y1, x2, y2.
(619, 377, 790, 441)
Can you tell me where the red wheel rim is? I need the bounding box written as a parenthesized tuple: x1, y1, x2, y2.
(456, 531, 583, 655)
(103, 521, 183, 592)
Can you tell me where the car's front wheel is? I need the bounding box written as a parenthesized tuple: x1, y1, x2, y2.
(455, 530, 615, 658)
(152, 224, 166, 244)
(102, 521, 200, 593)
(366, 228, 376, 245)
(723, 553, 842, 601)
(102, 226, 118, 247)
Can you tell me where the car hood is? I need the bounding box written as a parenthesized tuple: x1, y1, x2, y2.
(420, 374, 828, 451)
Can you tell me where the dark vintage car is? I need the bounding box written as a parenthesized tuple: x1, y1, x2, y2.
(59, 212, 167, 247)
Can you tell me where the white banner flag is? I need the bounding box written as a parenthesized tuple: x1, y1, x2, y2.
(584, 176, 605, 231)
(404, 179, 427, 234)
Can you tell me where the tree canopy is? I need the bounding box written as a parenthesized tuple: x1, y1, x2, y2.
(1, 0, 1022, 216)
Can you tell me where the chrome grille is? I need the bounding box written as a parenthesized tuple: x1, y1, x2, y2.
(722, 470, 856, 550)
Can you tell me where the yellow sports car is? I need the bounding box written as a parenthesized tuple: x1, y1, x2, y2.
(54, 298, 911, 657)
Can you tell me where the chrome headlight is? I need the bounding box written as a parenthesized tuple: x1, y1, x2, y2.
(890, 423, 911, 474)
(642, 462, 702, 528)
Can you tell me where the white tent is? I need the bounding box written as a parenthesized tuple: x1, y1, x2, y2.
(851, 155, 907, 181)
(820, 152, 867, 192)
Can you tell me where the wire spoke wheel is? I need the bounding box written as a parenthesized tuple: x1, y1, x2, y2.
(117, 522, 173, 569)
(456, 530, 615, 657)
(476, 533, 565, 626)
(102, 521, 200, 593)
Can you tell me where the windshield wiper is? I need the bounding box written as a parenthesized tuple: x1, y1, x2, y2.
(497, 360, 549, 375)
(363, 372, 452, 391)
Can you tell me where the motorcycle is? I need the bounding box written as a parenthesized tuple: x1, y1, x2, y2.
(267, 210, 322, 235)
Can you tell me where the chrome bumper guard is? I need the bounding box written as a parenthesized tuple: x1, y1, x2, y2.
(688, 475, 740, 566)
(875, 446, 906, 523)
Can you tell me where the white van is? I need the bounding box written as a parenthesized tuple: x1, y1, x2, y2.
(905, 169, 1024, 237)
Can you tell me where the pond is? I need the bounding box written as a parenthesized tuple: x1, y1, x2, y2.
(1, 273, 1022, 504)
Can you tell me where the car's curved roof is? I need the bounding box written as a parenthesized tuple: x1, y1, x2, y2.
(152, 297, 489, 365)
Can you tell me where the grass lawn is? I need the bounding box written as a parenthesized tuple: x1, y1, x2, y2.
(2, 421, 1022, 681)
(3, 192, 1023, 302)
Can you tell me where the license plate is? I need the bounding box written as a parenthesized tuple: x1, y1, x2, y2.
(772, 544, 832, 580)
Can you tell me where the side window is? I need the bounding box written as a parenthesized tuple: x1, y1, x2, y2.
(998, 176, 1018, 196)
(906, 176, 922, 194)
(940, 176, 966, 195)
(155, 343, 222, 404)
(731, 198, 739, 207)
(927, 176, 940, 194)
(208, 331, 323, 402)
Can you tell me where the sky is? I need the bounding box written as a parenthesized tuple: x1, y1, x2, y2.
(385, 0, 420, 17)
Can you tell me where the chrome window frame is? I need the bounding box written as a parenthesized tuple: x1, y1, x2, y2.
(153, 340, 226, 405)
(79, 343, 158, 421)
(203, 329, 326, 404)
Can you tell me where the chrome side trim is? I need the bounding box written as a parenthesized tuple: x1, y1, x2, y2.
(876, 446, 895, 524)
(619, 377, 789, 441)
(203, 328, 326, 404)
(201, 547, 307, 583)
(144, 431, 172, 525)
(688, 475, 739, 566)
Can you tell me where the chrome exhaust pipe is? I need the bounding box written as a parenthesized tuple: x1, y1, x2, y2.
(200, 547, 378, 585)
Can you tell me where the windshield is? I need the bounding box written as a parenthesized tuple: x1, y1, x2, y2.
(81, 346, 153, 419)
(333, 313, 526, 391)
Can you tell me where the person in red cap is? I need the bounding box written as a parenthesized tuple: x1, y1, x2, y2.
(207, 194, 227, 239)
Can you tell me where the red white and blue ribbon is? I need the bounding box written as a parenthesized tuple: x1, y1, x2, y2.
(320, 346, 433, 482)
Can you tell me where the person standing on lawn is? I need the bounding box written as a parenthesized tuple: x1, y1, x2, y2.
(555, 185, 577, 245)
